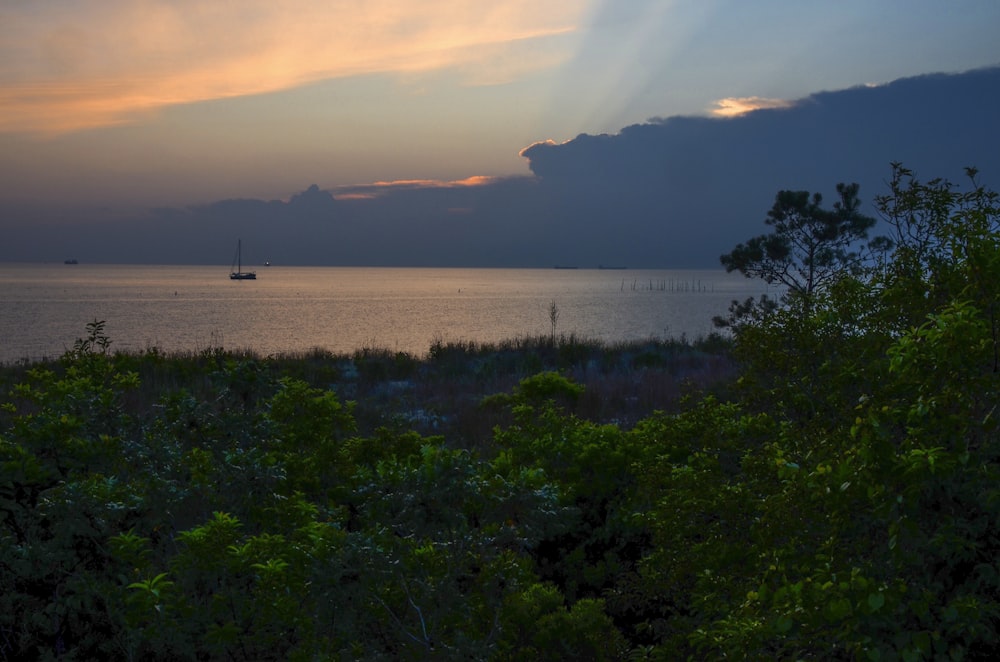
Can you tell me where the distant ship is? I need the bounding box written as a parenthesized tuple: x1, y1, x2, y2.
(64, 259, 78, 265)
(229, 239, 257, 280)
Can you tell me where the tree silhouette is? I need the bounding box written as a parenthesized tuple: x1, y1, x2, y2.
(720, 183, 878, 303)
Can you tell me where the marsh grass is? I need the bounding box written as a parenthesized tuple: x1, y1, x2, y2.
(0, 332, 735, 445)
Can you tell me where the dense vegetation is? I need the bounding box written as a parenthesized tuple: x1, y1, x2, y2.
(2, 163, 998, 659)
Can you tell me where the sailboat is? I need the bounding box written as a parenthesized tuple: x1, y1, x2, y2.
(229, 239, 257, 280)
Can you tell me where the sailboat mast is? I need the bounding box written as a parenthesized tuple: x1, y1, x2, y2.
(229, 238, 256, 279)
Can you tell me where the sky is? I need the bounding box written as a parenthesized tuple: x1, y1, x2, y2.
(1, 0, 999, 266)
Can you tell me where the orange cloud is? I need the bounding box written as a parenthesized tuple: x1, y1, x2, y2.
(333, 175, 499, 200)
(0, 1, 585, 135)
(369, 176, 499, 189)
(450, 175, 498, 187)
(334, 192, 378, 201)
(709, 96, 795, 117)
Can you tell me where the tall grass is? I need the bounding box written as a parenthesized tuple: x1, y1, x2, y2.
(0, 332, 735, 446)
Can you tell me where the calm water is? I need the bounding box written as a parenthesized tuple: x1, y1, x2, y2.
(0, 264, 773, 364)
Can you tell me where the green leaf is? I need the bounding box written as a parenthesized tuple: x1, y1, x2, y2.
(825, 597, 853, 622)
(867, 592, 885, 612)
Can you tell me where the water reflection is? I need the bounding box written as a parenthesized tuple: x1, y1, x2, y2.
(0, 264, 774, 363)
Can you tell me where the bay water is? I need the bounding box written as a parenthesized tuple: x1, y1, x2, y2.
(0, 264, 774, 364)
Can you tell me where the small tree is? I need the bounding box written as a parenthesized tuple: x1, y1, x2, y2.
(716, 183, 882, 419)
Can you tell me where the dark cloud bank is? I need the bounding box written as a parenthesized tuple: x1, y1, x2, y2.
(8, 66, 1000, 267)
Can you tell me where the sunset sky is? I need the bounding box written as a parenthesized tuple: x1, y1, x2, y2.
(2, 0, 998, 217)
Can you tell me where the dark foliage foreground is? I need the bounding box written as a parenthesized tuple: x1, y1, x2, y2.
(2, 165, 999, 660)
